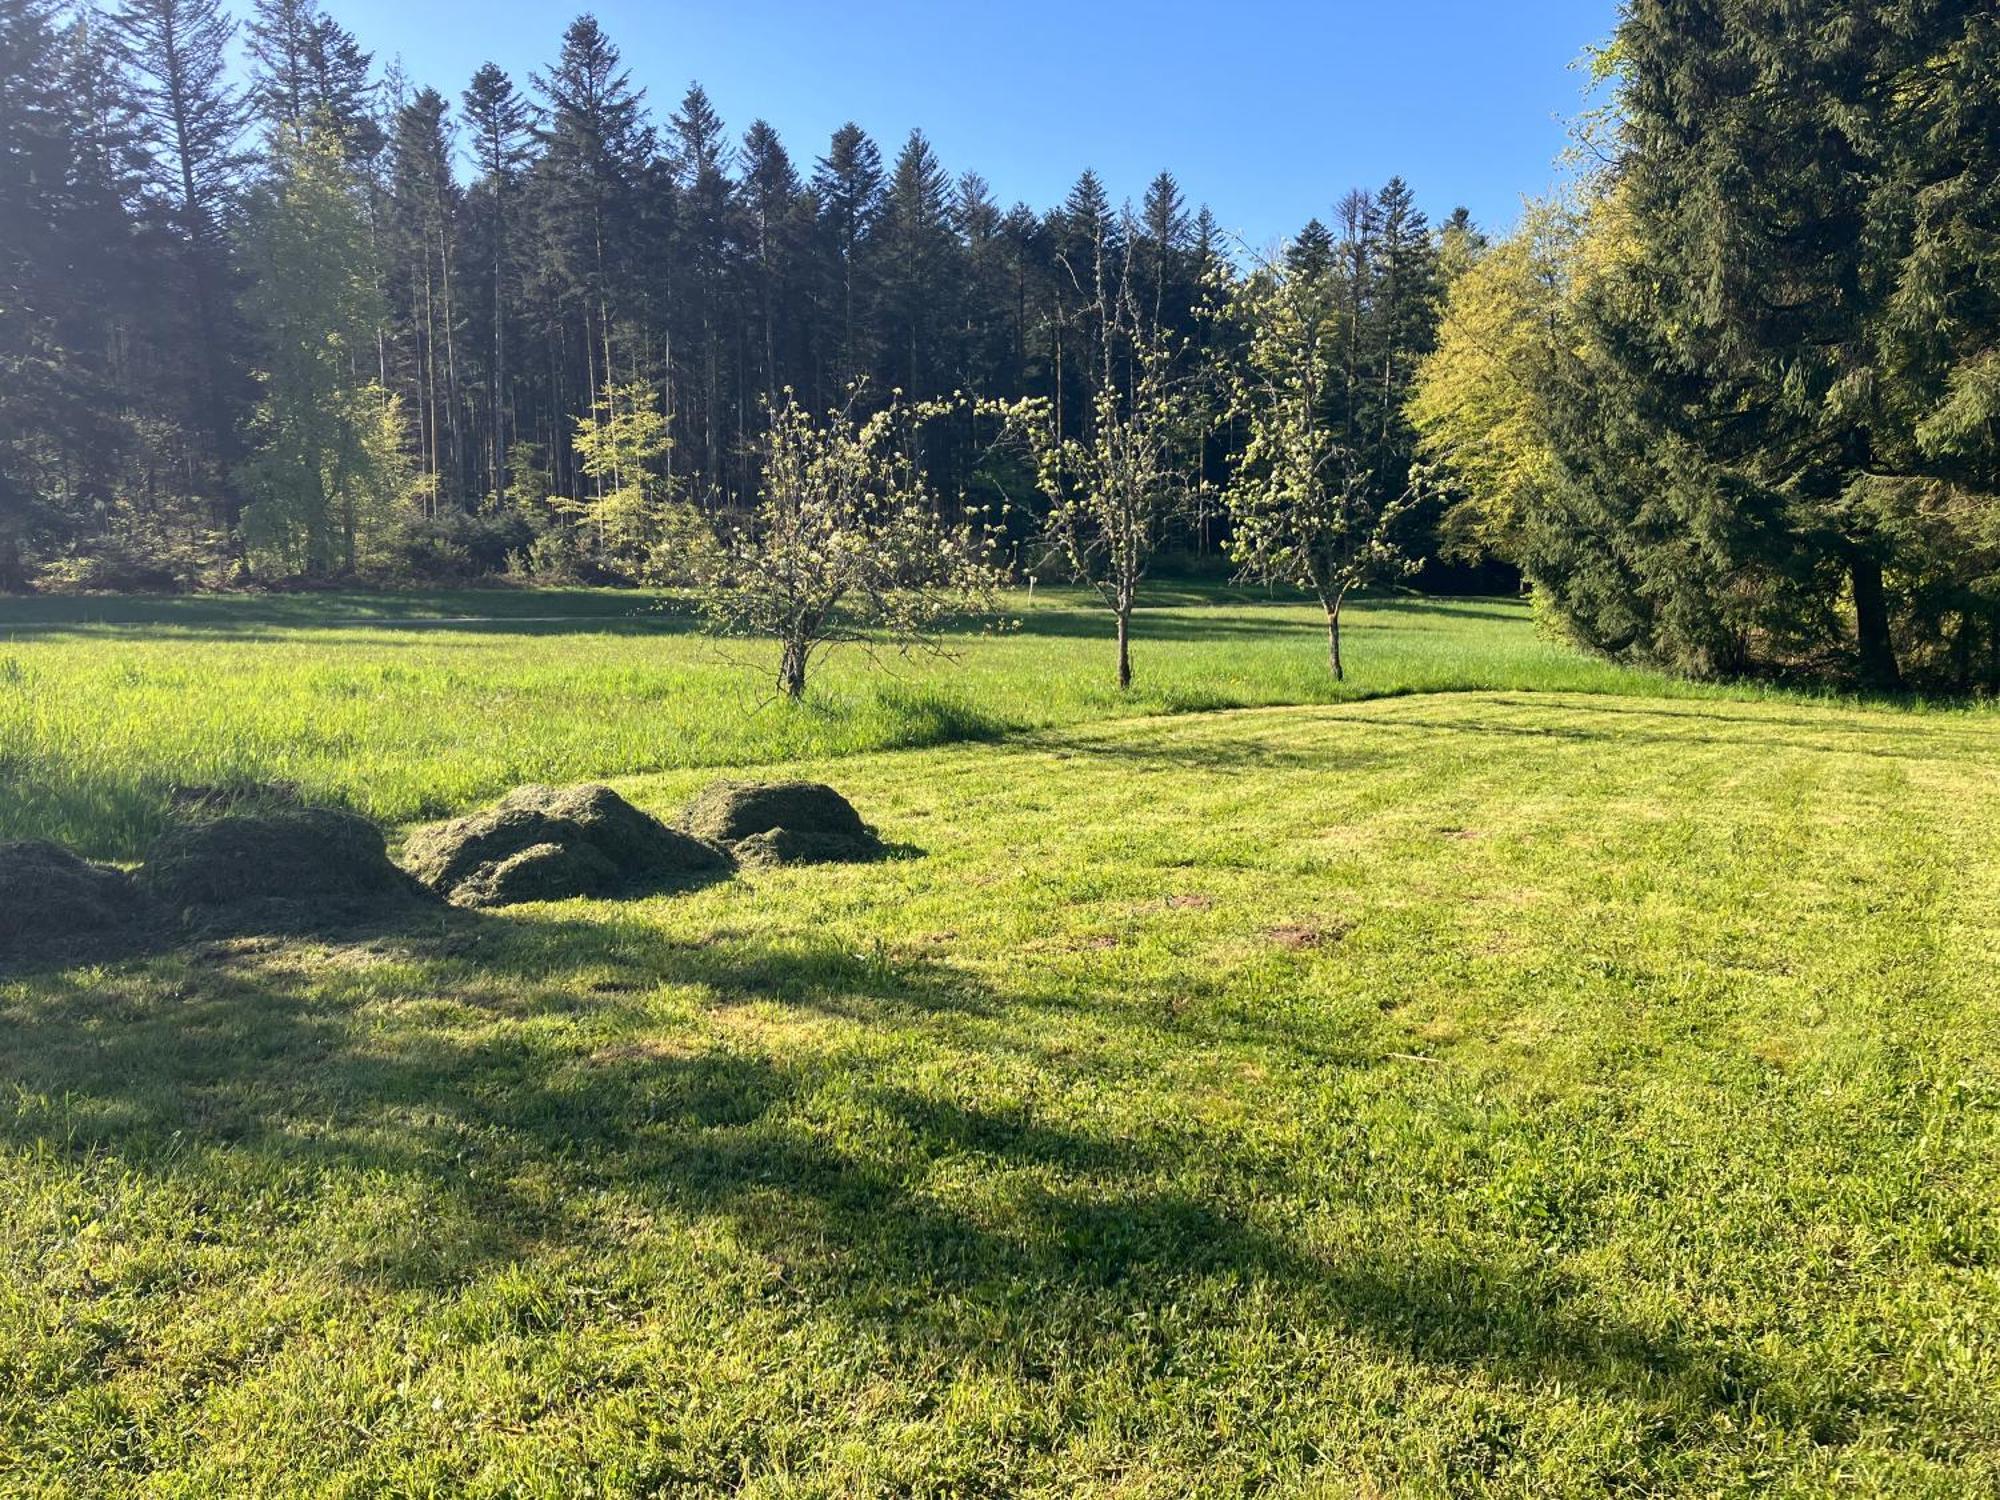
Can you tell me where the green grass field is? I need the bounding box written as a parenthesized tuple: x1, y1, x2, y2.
(0, 586, 1773, 860)
(3, 590, 1997, 1495)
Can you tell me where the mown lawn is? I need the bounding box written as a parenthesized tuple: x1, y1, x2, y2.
(3, 676, 1997, 1493)
(0, 585, 1766, 860)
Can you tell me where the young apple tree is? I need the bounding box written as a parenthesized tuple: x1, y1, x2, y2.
(1011, 223, 1204, 691)
(1223, 255, 1416, 680)
(691, 389, 1005, 700)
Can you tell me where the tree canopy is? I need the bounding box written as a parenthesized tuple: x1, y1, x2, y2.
(1416, 1, 2000, 692)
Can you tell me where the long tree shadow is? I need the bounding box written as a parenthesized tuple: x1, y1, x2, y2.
(1, 615, 703, 645)
(1025, 727, 1406, 776)
(0, 903, 1809, 1430)
(1365, 700, 1991, 764)
(1487, 693, 2000, 742)
(1008, 605, 1476, 645)
(0, 589, 677, 633)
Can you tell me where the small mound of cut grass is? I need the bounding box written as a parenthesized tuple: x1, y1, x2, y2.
(0, 839, 147, 961)
(682, 779, 886, 865)
(404, 783, 730, 907)
(137, 806, 432, 928)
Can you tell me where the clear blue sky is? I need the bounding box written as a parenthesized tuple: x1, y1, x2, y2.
(279, 0, 1619, 250)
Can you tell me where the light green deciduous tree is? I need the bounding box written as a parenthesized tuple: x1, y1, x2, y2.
(565, 378, 678, 577)
(1224, 252, 1414, 680)
(238, 126, 409, 576)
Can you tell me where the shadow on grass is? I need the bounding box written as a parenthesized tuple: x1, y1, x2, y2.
(1007, 596, 1522, 645)
(0, 589, 1524, 645)
(0, 588, 677, 633)
(0, 901, 1802, 1429)
(0, 615, 700, 645)
(1366, 698, 1992, 763)
(1487, 693, 1999, 738)
(0, 681, 1009, 861)
(1027, 729, 1406, 777)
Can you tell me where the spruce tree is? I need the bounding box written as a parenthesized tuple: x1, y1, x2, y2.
(460, 62, 530, 500)
(669, 83, 734, 495)
(1137, 171, 1189, 326)
(0, 0, 147, 584)
(528, 14, 652, 499)
(1286, 218, 1334, 278)
(877, 130, 958, 399)
(244, 0, 316, 130)
(385, 86, 463, 509)
(811, 122, 884, 392)
(738, 120, 809, 403)
(1580, 0, 1998, 685)
(114, 0, 246, 513)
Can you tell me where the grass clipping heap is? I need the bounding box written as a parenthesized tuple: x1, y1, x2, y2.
(680, 780, 887, 867)
(138, 806, 436, 928)
(404, 784, 729, 908)
(0, 840, 148, 961)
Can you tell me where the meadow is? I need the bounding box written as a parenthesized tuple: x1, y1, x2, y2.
(3, 590, 1998, 1495)
(3, 586, 1746, 860)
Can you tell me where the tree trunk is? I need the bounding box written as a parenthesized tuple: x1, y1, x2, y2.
(778, 636, 807, 699)
(1115, 605, 1132, 691)
(0, 528, 27, 594)
(1850, 554, 1900, 690)
(1326, 598, 1344, 682)
(490, 191, 507, 501)
(438, 214, 462, 504)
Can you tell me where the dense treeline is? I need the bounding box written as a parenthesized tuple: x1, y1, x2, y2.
(0, 0, 1472, 592)
(1415, 0, 2000, 693)
(20, 1, 1987, 696)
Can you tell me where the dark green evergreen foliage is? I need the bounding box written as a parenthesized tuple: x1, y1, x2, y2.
(2, 0, 156, 586)
(1522, 0, 2000, 689)
(303, 11, 376, 155)
(1286, 218, 1334, 278)
(246, 0, 377, 154)
(813, 121, 886, 395)
(1137, 172, 1192, 324)
(878, 131, 958, 400)
(244, 0, 316, 128)
(385, 86, 465, 508)
(113, 0, 247, 514)
(738, 118, 813, 407)
(667, 83, 734, 497)
(459, 61, 531, 501)
(950, 173, 1019, 402)
(526, 14, 652, 497)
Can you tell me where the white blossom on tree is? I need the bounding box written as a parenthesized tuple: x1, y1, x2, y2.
(691, 389, 1006, 699)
